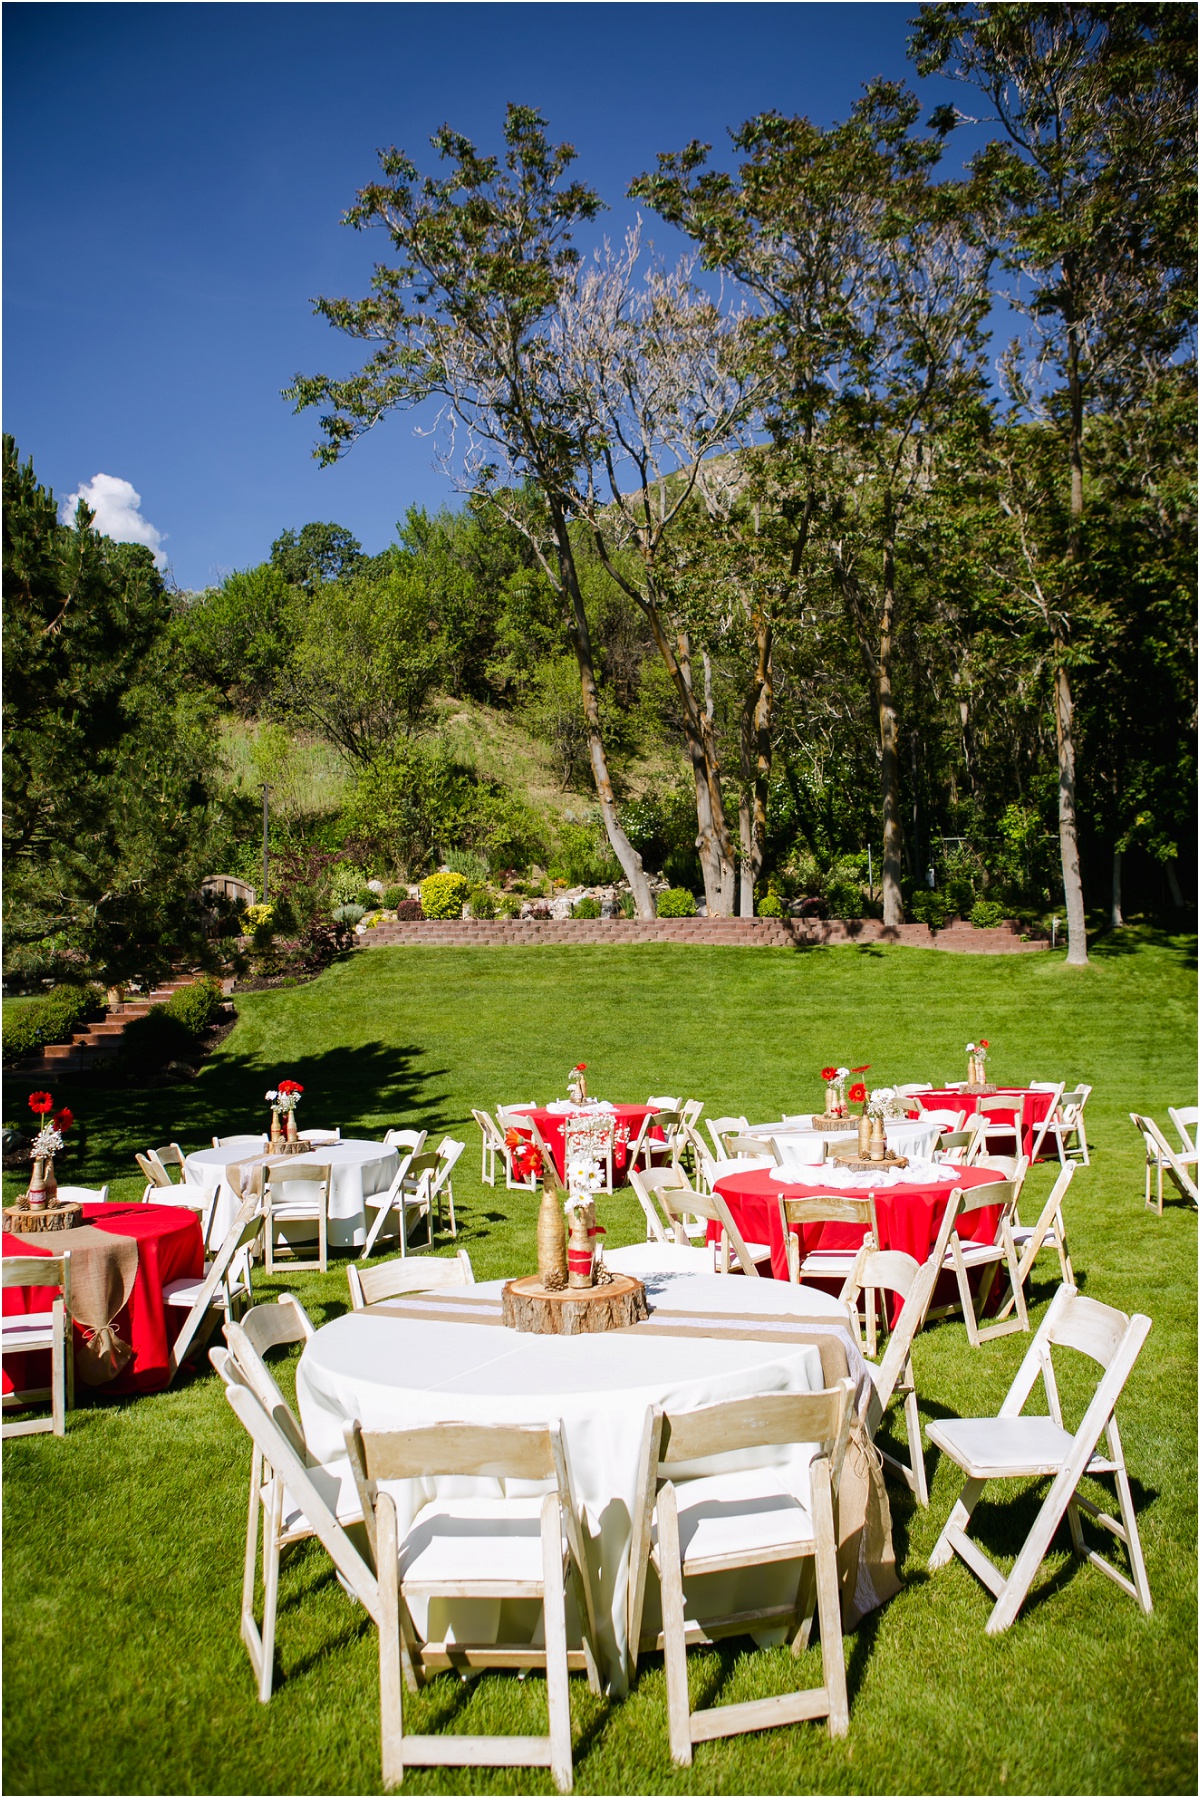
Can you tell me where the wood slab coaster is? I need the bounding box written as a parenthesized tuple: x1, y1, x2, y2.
(501, 1272, 649, 1336)
(3, 1201, 84, 1234)
(810, 1115, 852, 1132)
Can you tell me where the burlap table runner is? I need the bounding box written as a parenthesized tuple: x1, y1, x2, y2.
(223, 1149, 313, 1199)
(13, 1224, 140, 1385)
(369, 1288, 901, 1627)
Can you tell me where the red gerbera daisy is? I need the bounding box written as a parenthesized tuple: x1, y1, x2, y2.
(848, 1081, 867, 1104)
(28, 1092, 54, 1115)
(820, 1066, 838, 1082)
(52, 1108, 74, 1133)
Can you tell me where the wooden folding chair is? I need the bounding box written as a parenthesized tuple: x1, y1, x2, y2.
(472, 1108, 539, 1190)
(1041, 1085, 1093, 1167)
(655, 1183, 769, 1275)
(706, 1115, 750, 1159)
(263, 1161, 332, 1274)
(1168, 1104, 1199, 1156)
(995, 1163, 1077, 1320)
(938, 1175, 1029, 1346)
(1026, 1083, 1067, 1162)
(219, 1295, 336, 1701)
(778, 1193, 879, 1288)
(427, 1137, 464, 1238)
(56, 1184, 110, 1204)
(928, 1284, 1153, 1631)
(627, 1167, 686, 1243)
(345, 1418, 601, 1793)
(348, 1249, 475, 1310)
(840, 1243, 942, 1505)
(165, 1193, 262, 1380)
(2, 1253, 73, 1437)
(725, 1132, 781, 1163)
(628, 1379, 856, 1763)
(1129, 1112, 1199, 1212)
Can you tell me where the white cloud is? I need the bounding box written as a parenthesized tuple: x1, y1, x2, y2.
(60, 473, 167, 570)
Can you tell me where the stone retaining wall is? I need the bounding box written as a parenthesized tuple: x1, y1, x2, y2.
(361, 917, 1048, 953)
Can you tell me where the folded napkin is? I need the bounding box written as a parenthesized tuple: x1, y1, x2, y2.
(544, 1101, 575, 1114)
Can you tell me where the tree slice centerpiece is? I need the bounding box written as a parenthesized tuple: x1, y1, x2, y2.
(830, 1151, 910, 1173)
(810, 1114, 851, 1132)
(502, 1272, 648, 1336)
(4, 1200, 84, 1233)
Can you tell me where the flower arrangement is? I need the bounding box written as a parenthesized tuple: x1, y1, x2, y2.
(566, 1153, 604, 1193)
(24, 1091, 73, 1209)
(504, 1128, 543, 1184)
(274, 1079, 304, 1112)
(965, 1039, 990, 1085)
(819, 1063, 870, 1117)
(265, 1078, 305, 1147)
(567, 1061, 588, 1104)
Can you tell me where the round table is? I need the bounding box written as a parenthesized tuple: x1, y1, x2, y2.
(2, 1202, 203, 1396)
(296, 1291, 826, 1693)
(750, 1115, 947, 1169)
(508, 1105, 656, 1186)
(913, 1089, 1055, 1160)
(714, 1164, 1006, 1285)
(183, 1140, 399, 1249)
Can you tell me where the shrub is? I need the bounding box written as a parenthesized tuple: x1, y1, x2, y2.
(757, 892, 785, 918)
(2, 984, 105, 1067)
(161, 977, 224, 1036)
(300, 912, 356, 971)
(121, 1008, 192, 1071)
(445, 848, 491, 884)
(909, 889, 950, 929)
(468, 885, 497, 920)
(618, 891, 636, 919)
(356, 889, 381, 912)
(656, 887, 697, 918)
(383, 885, 407, 910)
(330, 865, 369, 906)
(549, 818, 620, 887)
(497, 894, 522, 919)
(420, 871, 471, 920)
(969, 898, 1006, 929)
(331, 903, 366, 926)
(824, 878, 865, 921)
(572, 896, 602, 919)
(394, 898, 424, 921)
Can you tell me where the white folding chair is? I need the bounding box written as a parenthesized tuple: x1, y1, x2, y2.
(995, 1164, 1077, 1320)
(726, 1132, 782, 1164)
(427, 1136, 464, 1238)
(938, 1173, 1029, 1346)
(1039, 1085, 1093, 1167)
(840, 1242, 943, 1506)
(928, 1284, 1153, 1631)
(2, 1253, 73, 1437)
(345, 1417, 601, 1794)
(472, 1109, 538, 1190)
(213, 1134, 269, 1151)
(628, 1380, 855, 1763)
(56, 1183, 110, 1204)
(706, 1115, 749, 1159)
(647, 1094, 682, 1111)
(348, 1249, 475, 1310)
(627, 1167, 684, 1243)
(934, 1129, 974, 1165)
(678, 1121, 720, 1192)
(656, 1183, 769, 1275)
(1025, 1083, 1067, 1162)
(361, 1151, 437, 1260)
(680, 1099, 704, 1130)
(1168, 1104, 1199, 1156)
(164, 1192, 262, 1380)
(1129, 1112, 1199, 1211)
(975, 1094, 1024, 1155)
(219, 1295, 347, 1702)
(262, 1161, 332, 1273)
(148, 1143, 190, 1183)
(778, 1193, 879, 1287)
(298, 1126, 341, 1145)
(383, 1128, 427, 1156)
(896, 1083, 933, 1096)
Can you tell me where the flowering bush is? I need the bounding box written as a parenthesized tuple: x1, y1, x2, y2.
(420, 871, 471, 920)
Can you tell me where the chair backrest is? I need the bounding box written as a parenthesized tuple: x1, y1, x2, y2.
(779, 1191, 880, 1242)
(299, 1127, 341, 1144)
(707, 1115, 749, 1158)
(264, 1161, 331, 1196)
(1061, 1084, 1092, 1114)
(384, 1127, 427, 1154)
(401, 1149, 440, 1188)
(1129, 1111, 1199, 1197)
(213, 1134, 268, 1151)
(627, 1167, 684, 1243)
(216, 1353, 379, 1623)
(896, 1083, 933, 1096)
(3, 1252, 72, 1315)
(224, 1296, 314, 1443)
(429, 1138, 465, 1193)
(942, 1177, 1019, 1250)
(56, 1184, 110, 1204)
(1168, 1105, 1200, 1154)
(471, 1108, 504, 1151)
(647, 1095, 682, 1111)
(936, 1129, 973, 1161)
(681, 1099, 704, 1128)
(136, 1151, 172, 1188)
(657, 1378, 854, 1476)
(347, 1249, 475, 1309)
(655, 1183, 761, 1276)
(726, 1133, 780, 1163)
(978, 1094, 1022, 1118)
(151, 1144, 187, 1180)
(998, 1283, 1151, 1445)
(679, 1121, 718, 1185)
(841, 1244, 938, 1404)
(235, 1291, 315, 1356)
(168, 1194, 263, 1377)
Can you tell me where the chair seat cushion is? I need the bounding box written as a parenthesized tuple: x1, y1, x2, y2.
(1011, 1225, 1059, 1247)
(799, 1251, 859, 1275)
(667, 1466, 814, 1568)
(163, 1274, 226, 1308)
(926, 1414, 1092, 1479)
(942, 1241, 1003, 1268)
(400, 1494, 552, 1586)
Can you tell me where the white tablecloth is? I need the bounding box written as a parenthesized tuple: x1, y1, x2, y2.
(296, 1272, 837, 1692)
(183, 1140, 399, 1249)
(748, 1116, 943, 1167)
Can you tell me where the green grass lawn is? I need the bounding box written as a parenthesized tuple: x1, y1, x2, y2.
(3, 935, 1196, 1796)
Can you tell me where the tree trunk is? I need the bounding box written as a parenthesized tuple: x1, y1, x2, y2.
(1052, 647, 1088, 965)
(737, 616, 773, 916)
(1166, 858, 1184, 909)
(1110, 847, 1124, 928)
(557, 530, 655, 918)
(653, 620, 737, 916)
(878, 530, 905, 927)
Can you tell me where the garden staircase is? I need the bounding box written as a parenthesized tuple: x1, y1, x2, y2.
(17, 975, 208, 1076)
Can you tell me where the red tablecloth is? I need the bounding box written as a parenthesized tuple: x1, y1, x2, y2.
(713, 1165, 1006, 1293)
(914, 1088, 1054, 1160)
(3, 1203, 204, 1397)
(512, 1105, 656, 1185)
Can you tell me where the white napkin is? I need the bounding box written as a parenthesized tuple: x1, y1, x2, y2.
(544, 1101, 575, 1113)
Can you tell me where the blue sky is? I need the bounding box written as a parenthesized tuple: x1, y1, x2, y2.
(4, 1, 990, 590)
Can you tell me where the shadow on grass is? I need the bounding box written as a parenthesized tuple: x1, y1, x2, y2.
(1089, 924, 1197, 969)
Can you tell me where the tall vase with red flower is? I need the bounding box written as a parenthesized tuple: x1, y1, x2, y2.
(567, 1062, 588, 1105)
(24, 1092, 71, 1210)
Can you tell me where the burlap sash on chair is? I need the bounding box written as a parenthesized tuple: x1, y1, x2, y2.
(23, 1225, 141, 1385)
(367, 1289, 902, 1627)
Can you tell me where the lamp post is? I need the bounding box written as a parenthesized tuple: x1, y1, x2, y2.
(262, 784, 271, 903)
